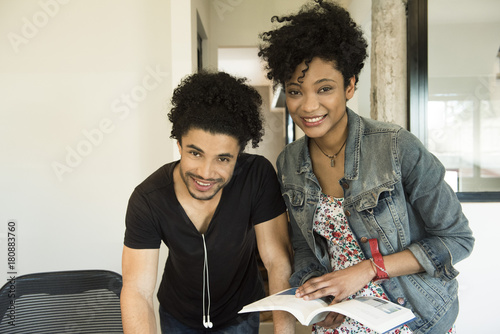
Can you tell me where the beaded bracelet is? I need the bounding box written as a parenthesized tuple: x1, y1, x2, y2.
(370, 258, 389, 276)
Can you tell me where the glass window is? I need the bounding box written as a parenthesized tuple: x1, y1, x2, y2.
(427, 0, 500, 194)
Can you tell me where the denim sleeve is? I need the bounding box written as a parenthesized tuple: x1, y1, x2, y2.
(288, 215, 328, 287)
(276, 151, 328, 287)
(398, 129, 475, 280)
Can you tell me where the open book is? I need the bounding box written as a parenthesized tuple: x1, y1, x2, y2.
(239, 288, 415, 333)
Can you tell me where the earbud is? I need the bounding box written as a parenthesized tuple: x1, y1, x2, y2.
(203, 316, 213, 328)
(202, 235, 214, 329)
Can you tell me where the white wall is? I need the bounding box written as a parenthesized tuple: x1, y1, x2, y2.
(210, 0, 306, 49)
(0, 0, 172, 277)
(455, 203, 498, 332)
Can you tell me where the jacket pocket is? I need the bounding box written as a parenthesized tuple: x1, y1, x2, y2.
(287, 189, 304, 206)
(283, 186, 305, 211)
(354, 187, 409, 252)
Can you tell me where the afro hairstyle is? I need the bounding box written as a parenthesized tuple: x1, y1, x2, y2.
(168, 71, 264, 151)
(259, 0, 368, 89)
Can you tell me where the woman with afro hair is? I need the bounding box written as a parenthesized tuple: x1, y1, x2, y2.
(259, 1, 474, 333)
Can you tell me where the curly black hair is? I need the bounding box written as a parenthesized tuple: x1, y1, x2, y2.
(168, 71, 264, 150)
(258, 0, 368, 89)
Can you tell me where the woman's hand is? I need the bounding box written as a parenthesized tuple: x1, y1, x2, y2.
(296, 259, 375, 303)
(295, 260, 375, 329)
(298, 250, 425, 329)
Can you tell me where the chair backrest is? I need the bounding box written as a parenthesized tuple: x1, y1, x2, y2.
(0, 270, 123, 334)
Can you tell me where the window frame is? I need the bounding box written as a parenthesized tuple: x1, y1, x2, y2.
(406, 0, 500, 202)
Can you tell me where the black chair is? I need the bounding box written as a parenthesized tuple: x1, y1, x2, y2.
(0, 270, 123, 333)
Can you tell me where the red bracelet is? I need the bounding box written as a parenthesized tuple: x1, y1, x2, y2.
(369, 238, 389, 283)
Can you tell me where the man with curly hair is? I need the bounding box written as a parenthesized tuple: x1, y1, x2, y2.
(120, 71, 295, 333)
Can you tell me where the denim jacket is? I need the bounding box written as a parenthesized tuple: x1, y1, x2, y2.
(277, 109, 474, 334)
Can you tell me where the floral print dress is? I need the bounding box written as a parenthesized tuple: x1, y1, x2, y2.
(311, 193, 413, 334)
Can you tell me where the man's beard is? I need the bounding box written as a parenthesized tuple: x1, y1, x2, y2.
(181, 170, 227, 201)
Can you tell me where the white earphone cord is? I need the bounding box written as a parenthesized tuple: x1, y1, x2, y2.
(202, 234, 213, 328)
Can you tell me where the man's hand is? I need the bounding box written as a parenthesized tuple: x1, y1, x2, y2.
(316, 312, 345, 329)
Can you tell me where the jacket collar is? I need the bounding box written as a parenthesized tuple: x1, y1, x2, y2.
(296, 136, 312, 175)
(344, 108, 362, 181)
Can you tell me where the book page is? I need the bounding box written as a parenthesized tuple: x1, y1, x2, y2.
(240, 289, 415, 331)
(239, 288, 329, 325)
(327, 297, 415, 333)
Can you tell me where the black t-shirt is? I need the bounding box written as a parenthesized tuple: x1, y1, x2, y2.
(124, 154, 286, 330)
